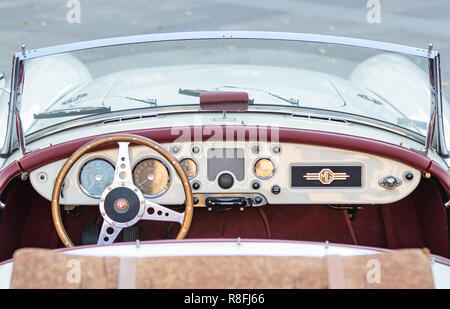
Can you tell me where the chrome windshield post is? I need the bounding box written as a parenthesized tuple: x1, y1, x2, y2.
(433, 52, 447, 156)
(0, 46, 34, 157)
(0, 53, 26, 157)
(426, 50, 447, 157)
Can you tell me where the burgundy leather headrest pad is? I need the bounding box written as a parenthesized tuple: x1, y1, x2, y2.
(200, 92, 248, 111)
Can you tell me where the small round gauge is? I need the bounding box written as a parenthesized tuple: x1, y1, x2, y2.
(133, 158, 170, 197)
(180, 158, 198, 179)
(79, 159, 115, 198)
(254, 158, 275, 179)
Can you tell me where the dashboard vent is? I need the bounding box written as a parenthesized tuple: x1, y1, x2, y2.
(290, 113, 349, 124)
(100, 114, 159, 125)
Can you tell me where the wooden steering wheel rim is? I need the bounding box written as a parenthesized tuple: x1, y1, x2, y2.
(51, 133, 194, 248)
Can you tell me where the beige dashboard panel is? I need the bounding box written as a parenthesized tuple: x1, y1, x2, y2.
(30, 141, 421, 205)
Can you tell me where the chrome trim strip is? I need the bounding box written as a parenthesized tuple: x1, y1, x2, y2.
(17, 31, 434, 61)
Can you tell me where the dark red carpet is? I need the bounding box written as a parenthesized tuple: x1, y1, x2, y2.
(0, 178, 448, 261)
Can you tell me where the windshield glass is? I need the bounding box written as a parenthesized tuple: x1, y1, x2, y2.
(20, 38, 432, 138)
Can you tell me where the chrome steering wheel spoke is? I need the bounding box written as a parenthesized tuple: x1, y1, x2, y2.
(113, 142, 134, 184)
(142, 199, 185, 224)
(97, 220, 123, 246)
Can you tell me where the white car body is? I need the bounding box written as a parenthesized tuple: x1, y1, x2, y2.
(0, 32, 448, 289)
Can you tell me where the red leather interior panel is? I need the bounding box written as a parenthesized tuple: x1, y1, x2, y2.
(0, 126, 447, 197)
(428, 161, 450, 194)
(0, 179, 59, 261)
(0, 161, 23, 197)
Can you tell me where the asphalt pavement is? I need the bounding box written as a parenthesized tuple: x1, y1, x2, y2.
(0, 0, 449, 98)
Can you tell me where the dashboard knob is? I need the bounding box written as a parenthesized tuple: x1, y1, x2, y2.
(251, 181, 261, 190)
(271, 185, 281, 195)
(385, 176, 397, 188)
(404, 172, 414, 181)
(253, 196, 263, 204)
(272, 145, 281, 153)
(218, 173, 234, 189)
(171, 145, 180, 154)
(192, 181, 201, 190)
(251, 144, 260, 154)
(378, 176, 401, 189)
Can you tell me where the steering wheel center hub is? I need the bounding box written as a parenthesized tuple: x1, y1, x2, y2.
(114, 197, 130, 212)
(99, 182, 146, 228)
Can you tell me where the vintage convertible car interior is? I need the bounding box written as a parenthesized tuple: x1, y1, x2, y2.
(0, 32, 448, 288)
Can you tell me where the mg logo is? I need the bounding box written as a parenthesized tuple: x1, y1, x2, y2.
(319, 168, 334, 185)
(303, 168, 349, 185)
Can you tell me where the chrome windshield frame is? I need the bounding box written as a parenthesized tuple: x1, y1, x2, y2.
(1, 31, 445, 157)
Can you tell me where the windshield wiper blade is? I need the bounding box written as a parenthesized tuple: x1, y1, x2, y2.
(59, 93, 158, 107)
(125, 96, 158, 106)
(34, 106, 111, 119)
(178, 88, 209, 97)
(221, 85, 300, 106)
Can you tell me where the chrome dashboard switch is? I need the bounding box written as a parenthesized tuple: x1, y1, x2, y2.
(378, 176, 402, 189)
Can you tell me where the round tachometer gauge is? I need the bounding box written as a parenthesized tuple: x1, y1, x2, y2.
(79, 159, 115, 198)
(133, 158, 170, 197)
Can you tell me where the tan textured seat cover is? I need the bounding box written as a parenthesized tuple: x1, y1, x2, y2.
(10, 247, 434, 289)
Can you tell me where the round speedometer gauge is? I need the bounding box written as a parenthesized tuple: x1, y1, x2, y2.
(133, 159, 170, 197)
(79, 159, 115, 198)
